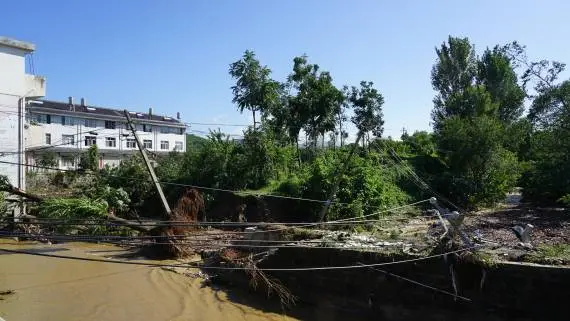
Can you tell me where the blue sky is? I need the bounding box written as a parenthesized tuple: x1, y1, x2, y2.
(2, 0, 569, 139)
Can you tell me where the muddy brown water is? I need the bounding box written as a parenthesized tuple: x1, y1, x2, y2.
(0, 240, 296, 321)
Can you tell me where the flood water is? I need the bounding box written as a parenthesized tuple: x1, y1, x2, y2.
(0, 240, 296, 321)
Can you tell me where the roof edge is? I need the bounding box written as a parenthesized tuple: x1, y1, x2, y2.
(0, 37, 35, 52)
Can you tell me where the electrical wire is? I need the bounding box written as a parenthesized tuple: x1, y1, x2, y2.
(0, 127, 110, 156)
(185, 122, 250, 127)
(380, 140, 464, 212)
(0, 247, 473, 271)
(1, 214, 438, 226)
(357, 263, 471, 302)
(0, 159, 432, 211)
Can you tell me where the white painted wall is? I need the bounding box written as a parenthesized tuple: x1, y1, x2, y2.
(0, 46, 26, 94)
(0, 44, 31, 189)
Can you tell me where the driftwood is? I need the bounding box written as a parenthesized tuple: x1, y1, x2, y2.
(106, 214, 156, 233)
(6, 186, 207, 258)
(0, 186, 43, 202)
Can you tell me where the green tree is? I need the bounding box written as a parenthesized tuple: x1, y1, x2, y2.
(402, 131, 436, 156)
(79, 145, 99, 171)
(431, 36, 478, 128)
(38, 151, 58, 168)
(430, 36, 522, 207)
(287, 55, 344, 150)
(348, 81, 385, 141)
(477, 46, 525, 124)
(229, 50, 281, 130)
(516, 53, 570, 203)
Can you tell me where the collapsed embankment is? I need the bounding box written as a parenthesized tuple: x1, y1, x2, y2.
(207, 246, 570, 320)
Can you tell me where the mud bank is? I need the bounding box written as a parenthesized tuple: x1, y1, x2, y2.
(208, 247, 570, 321)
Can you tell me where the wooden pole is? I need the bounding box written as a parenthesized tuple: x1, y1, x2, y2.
(317, 131, 363, 222)
(124, 110, 172, 217)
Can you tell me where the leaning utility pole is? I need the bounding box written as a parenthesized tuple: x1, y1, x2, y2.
(317, 131, 364, 222)
(124, 110, 172, 217)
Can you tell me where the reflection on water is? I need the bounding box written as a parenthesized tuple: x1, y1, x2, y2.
(0, 240, 295, 321)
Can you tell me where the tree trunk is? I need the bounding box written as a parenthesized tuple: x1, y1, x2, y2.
(296, 138, 301, 166)
(0, 185, 43, 202)
(252, 110, 257, 131)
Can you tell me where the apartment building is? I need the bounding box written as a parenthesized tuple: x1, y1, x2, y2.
(0, 37, 46, 190)
(26, 97, 186, 170)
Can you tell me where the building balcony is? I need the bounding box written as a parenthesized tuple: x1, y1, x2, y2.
(24, 74, 46, 98)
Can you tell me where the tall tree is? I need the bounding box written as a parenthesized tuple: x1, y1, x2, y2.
(431, 36, 478, 127)
(516, 52, 570, 203)
(229, 50, 280, 130)
(477, 46, 525, 124)
(348, 81, 385, 139)
(430, 36, 522, 207)
(287, 55, 344, 150)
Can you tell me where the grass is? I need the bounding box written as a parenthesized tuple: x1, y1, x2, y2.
(470, 251, 500, 268)
(525, 244, 570, 265)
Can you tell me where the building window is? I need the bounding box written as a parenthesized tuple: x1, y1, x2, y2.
(61, 116, 74, 126)
(174, 141, 183, 151)
(62, 157, 75, 167)
(34, 114, 51, 124)
(106, 137, 116, 147)
(143, 140, 152, 149)
(126, 139, 136, 148)
(45, 133, 51, 145)
(160, 126, 169, 134)
(179, 128, 185, 134)
(85, 136, 96, 146)
(142, 124, 152, 132)
(84, 119, 97, 128)
(160, 141, 169, 150)
(105, 121, 116, 129)
(62, 135, 75, 145)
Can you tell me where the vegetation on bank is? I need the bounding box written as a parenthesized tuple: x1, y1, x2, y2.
(2, 35, 569, 225)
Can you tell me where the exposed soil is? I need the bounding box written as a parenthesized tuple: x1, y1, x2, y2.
(464, 205, 570, 247)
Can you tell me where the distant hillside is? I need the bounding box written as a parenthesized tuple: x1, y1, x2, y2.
(186, 134, 207, 151)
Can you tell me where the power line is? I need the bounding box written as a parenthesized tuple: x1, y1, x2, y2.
(0, 234, 414, 251)
(0, 127, 110, 156)
(0, 231, 420, 244)
(0, 247, 473, 271)
(185, 122, 250, 127)
(0, 159, 432, 212)
(357, 263, 472, 302)
(1, 214, 437, 226)
(380, 140, 463, 212)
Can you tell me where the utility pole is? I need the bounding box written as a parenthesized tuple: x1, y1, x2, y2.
(124, 110, 172, 217)
(318, 131, 364, 222)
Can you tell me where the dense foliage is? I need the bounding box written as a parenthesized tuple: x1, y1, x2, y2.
(31, 36, 570, 224)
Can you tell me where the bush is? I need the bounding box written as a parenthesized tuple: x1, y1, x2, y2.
(276, 149, 413, 221)
(435, 115, 520, 207)
(521, 129, 570, 204)
(100, 155, 154, 210)
(38, 198, 108, 219)
(79, 145, 99, 171)
(177, 129, 298, 190)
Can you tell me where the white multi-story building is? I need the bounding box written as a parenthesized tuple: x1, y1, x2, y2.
(0, 37, 46, 190)
(26, 97, 186, 170)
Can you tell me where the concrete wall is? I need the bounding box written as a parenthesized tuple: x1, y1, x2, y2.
(0, 95, 23, 188)
(0, 42, 41, 190)
(0, 46, 26, 94)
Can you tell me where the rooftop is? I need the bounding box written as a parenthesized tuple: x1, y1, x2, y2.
(0, 36, 35, 52)
(28, 99, 184, 126)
